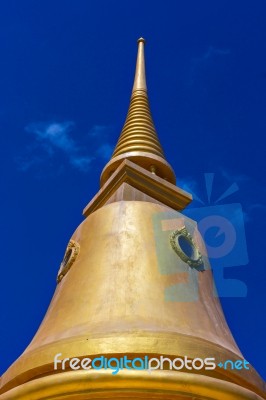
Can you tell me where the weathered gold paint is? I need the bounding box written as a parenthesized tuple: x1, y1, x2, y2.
(0, 38, 265, 399)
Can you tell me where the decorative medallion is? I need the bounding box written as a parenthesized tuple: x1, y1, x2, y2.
(170, 227, 203, 269)
(57, 240, 80, 283)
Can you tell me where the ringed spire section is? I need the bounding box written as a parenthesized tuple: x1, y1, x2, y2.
(100, 38, 176, 187)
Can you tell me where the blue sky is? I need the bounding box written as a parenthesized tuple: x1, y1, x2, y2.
(0, 0, 266, 380)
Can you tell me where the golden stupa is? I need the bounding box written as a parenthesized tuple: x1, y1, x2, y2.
(0, 38, 265, 400)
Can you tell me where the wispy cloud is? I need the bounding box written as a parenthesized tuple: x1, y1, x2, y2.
(17, 121, 114, 174)
(88, 124, 115, 160)
(197, 46, 230, 62)
(17, 154, 44, 172)
(219, 168, 250, 184)
(177, 176, 205, 204)
(188, 45, 231, 86)
(26, 121, 76, 151)
(244, 203, 266, 223)
(88, 125, 110, 137)
(177, 170, 249, 207)
(177, 176, 199, 193)
(70, 155, 94, 171)
(96, 143, 114, 160)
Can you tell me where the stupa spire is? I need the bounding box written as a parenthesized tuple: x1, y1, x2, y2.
(111, 37, 164, 159)
(100, 38, 176, 186)
(132, 37, 147, 92)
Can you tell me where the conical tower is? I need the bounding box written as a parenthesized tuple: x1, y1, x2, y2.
(0, 39, 265, 400)
(100, 37, 176, 187)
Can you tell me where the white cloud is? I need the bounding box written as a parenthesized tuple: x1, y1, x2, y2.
(19, 121, 114, 174)
(25, 121, 76, 153)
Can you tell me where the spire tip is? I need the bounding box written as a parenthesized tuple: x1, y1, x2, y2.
(132, 37, 147, 93)
(137, 37, 146, 44)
